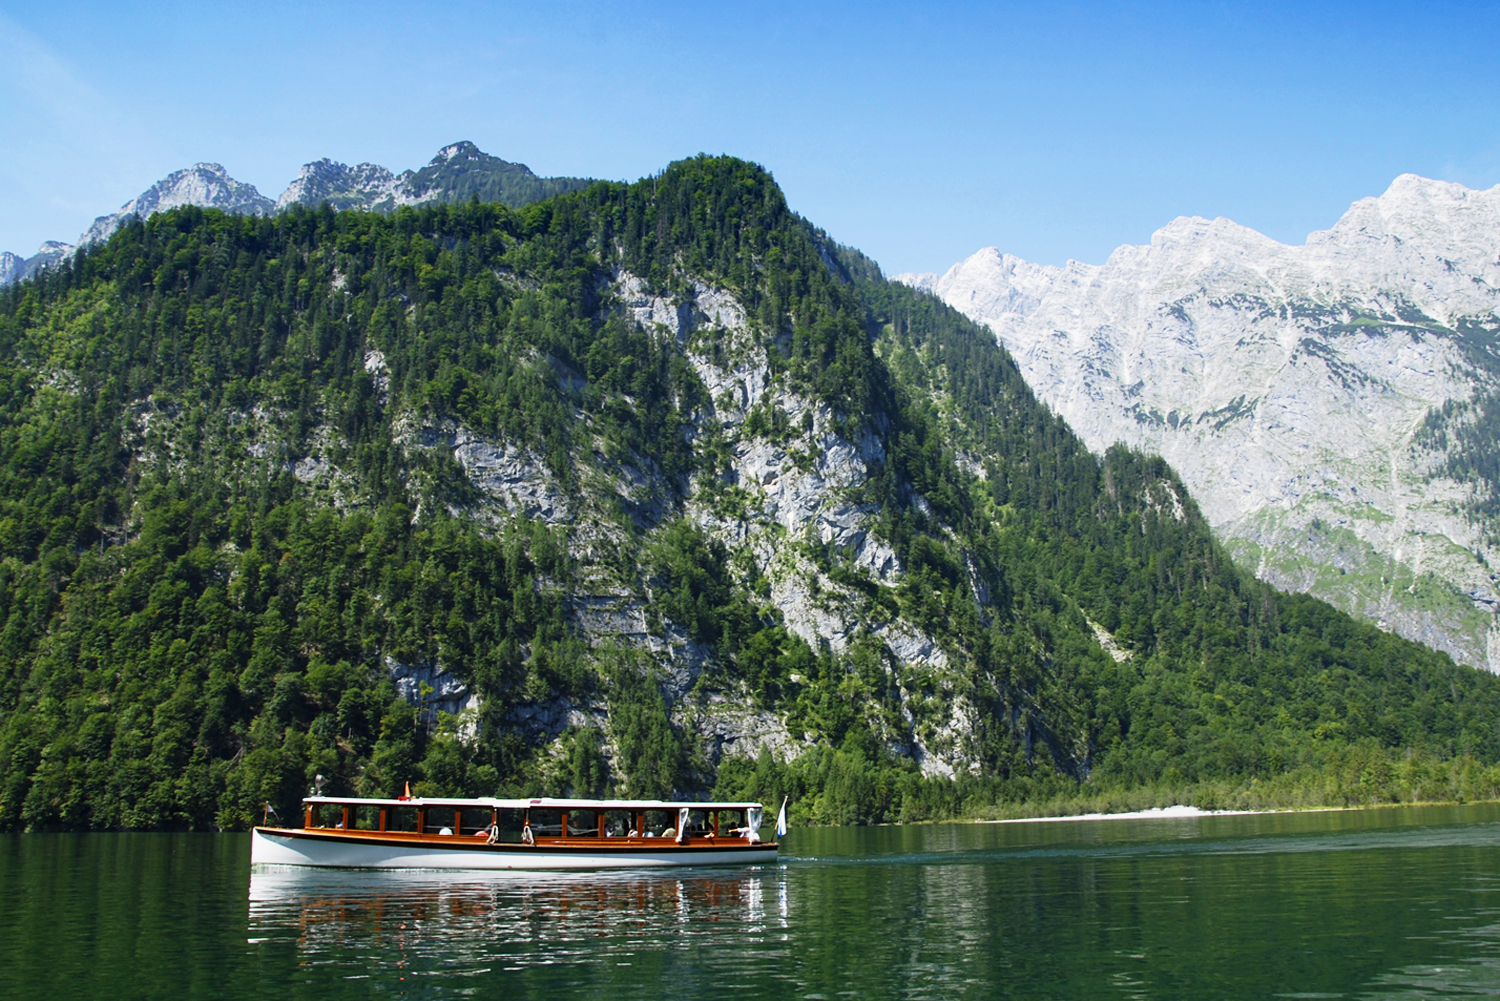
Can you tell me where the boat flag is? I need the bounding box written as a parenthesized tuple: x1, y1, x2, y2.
(776, 797, 788, 838)
(400, 782, 411, 801)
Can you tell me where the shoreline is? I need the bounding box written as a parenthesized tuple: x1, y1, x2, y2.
(981, 804, 1325, 824)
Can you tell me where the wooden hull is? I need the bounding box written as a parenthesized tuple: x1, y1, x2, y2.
(251, 827, 779, 870)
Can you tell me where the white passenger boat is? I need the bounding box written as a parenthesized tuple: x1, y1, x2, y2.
(252, 796, 779, 869)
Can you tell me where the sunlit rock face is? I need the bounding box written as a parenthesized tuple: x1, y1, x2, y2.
(898, 175, 1500, 672)
(80, 163, 276, 246)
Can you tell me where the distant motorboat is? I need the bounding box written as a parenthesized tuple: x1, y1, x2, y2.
(252, 796, 778, 870)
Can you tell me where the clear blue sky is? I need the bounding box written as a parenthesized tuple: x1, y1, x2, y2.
(2, 0, 1498, 275)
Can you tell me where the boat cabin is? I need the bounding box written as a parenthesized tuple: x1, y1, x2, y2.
(294, 796, 767, 845)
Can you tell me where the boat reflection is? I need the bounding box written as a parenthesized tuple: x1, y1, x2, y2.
(247, 865, 791, 972)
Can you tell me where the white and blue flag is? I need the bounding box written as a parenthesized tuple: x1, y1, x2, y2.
(776, 797, 788, 838)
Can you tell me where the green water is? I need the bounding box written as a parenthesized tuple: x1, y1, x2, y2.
(5, 806, 1500, 999)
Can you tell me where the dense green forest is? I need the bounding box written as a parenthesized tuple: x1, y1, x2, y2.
(1, 156, 1498, 832)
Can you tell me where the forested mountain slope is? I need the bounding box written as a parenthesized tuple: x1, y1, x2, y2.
(1, 157, 1497, 831)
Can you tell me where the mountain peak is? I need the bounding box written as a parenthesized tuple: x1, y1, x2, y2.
(434, 140, 486, 164)
(1381, 172, 1489, 202)
(1316, 173, 1500, 256)
(79, 163, 274, 246)
(275, 158, 399, 213)
(417, 140, 536, 178)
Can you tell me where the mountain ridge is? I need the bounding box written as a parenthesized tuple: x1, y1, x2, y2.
(1, 142, 596, 284)
(896, 173, 1500, 672)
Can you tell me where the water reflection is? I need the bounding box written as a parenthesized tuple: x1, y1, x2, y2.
(248, 865, 790, 985)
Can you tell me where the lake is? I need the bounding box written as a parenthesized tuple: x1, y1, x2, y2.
(4, 805, 1500, 999)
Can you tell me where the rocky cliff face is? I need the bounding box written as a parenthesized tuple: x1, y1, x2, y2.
(270, 268, 972, 777)
(897, 174, 1500, 671)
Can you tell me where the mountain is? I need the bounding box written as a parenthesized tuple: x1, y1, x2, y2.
(1, 142, 597, 284)
(394, 140, 595, 208)
(273, 142, 595, 215)
(4, 241, 78, 286)
(896, 175, 1500, 674)
(0, 158, 1496, 833)
(273, 159, 403, 213)
(79, 163, 275, 247)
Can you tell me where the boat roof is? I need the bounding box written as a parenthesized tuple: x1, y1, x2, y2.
(303, 796, 765, 810)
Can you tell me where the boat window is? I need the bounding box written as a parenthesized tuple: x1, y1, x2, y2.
(684, 810, 711, 837)
(602, 809, 633, 837)
(388, 807, 419, 833)
(529, 809, 563, 838)
(495, 808, 526, 843)
(717, 809, 746, 836)
(459, 808, 492, 836)
(567, 809, 600, 837)
(424, 806, 458, 834)
(643, 810, 674, 838)
(315, 804, 346, 828)
(353, 805, 382, 831)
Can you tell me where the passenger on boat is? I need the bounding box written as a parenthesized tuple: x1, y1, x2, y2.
(521, 823, 535, 846)
(661, 827, 675, 838)
(628, 828, 639, 837)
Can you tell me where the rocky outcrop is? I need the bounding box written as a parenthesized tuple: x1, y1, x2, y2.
(386, 657, 479, 722)
(453, 433, 571, 524)
(898, 174, 1500, 671)
(687, 695, 803, 763)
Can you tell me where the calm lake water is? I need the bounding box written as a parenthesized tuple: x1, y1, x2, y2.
(4, 805, 1500, 999)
